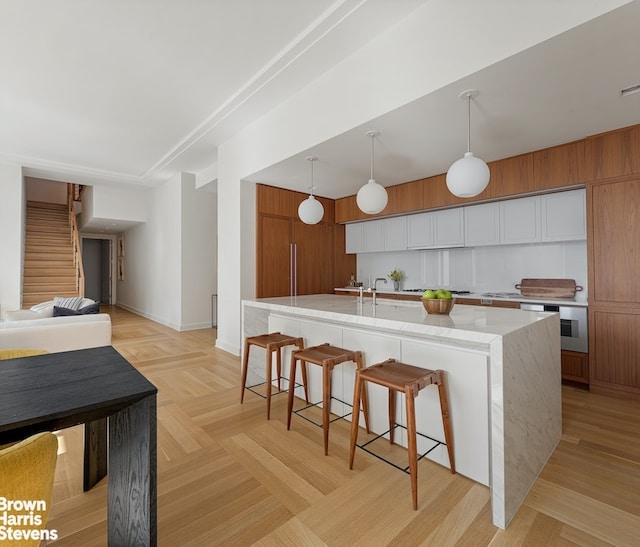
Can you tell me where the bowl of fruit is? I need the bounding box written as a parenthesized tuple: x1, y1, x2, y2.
(421, 289, 455, 314)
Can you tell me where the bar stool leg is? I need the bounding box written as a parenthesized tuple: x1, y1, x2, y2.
(275, 343, 282, 392)
(388, 388, 396, 445)
(405, 385, 419, 510)
(300, 361, 310, 404)
(354, 352, 370, 433)
(349, 370, 363, 469)
(240, 338, 250, 403)
(286, 355, 298, 430)
(265, 343, 276, 419)
(322, 363, 331, 455)
(437, 371, 456, 474)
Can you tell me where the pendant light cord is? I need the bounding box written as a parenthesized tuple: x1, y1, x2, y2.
(370, 133, 375, 180)
(310, 158, 314, 196)
(466, 93, 471, 153)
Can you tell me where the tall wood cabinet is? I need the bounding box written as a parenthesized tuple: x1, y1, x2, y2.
(257, 185, 355, 298)
(588, 176, 640, 399)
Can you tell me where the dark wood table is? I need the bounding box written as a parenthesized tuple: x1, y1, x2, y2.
(0, 346, 158, 546)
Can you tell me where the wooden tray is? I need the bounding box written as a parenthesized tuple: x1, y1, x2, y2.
(515, 278, 583, 299)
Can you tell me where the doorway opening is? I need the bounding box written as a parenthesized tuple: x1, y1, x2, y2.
(81, 236, 116, 304)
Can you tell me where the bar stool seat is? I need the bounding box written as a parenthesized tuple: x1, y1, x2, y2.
(287, 343, 370, 455)
(240, 332, 305, 419)
(349, 358, 455, 509)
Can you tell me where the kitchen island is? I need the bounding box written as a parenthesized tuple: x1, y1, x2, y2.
(242, 294, 561, 529)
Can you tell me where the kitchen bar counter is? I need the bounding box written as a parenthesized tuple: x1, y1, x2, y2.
(242, 295, 561, 529)
(334, 287, 588, 307)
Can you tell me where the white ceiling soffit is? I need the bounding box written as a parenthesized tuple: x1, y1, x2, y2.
(247, 0, 640, 199)
(0, 0, 426, 187)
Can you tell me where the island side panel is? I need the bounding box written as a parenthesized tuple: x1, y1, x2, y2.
(241, 302, 270, 386)
(495, 315, 562, 528)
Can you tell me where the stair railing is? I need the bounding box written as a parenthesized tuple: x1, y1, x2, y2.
(67, 184, 85, 296)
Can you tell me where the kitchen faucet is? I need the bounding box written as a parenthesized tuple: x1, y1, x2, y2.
(372, 277, 387, 306)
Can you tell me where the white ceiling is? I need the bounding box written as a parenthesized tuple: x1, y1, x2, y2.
(2, 1, 640, 205)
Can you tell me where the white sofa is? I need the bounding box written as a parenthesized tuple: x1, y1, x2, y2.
(0, 298, 112, 353)
(0, 314, 112, 353)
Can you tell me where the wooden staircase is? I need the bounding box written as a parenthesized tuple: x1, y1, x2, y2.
(23, 200, 82, 308)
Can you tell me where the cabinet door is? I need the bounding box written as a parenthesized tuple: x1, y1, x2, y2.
(464, 202, 500, 246)
(363, 218, 385, 252)
(591, 179, 640, 304)
(541, 189, 586, 242)
(294, 221, 331, 295)
(407, 212, 434, 249)
(500, 196, 541, 244)
(433, 208, 464, 247)
(383, 216, 407, 251)
(258, 216, 292, 297)
(345, 223, 365, 254)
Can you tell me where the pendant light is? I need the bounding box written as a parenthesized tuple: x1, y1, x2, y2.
(446, 90, 490, 198)
(356, 130, 388, 214)
(297, 156, 324, 224)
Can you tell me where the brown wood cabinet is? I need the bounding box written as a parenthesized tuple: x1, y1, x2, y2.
(585, 124, 640, 181)
(561, 350, 589, 385)
(257, 185, 355, 298)
(533, 140, 585, 190)
(588, 176, 640, 399)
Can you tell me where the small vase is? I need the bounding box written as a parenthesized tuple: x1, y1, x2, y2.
(393, 280, 400, 291)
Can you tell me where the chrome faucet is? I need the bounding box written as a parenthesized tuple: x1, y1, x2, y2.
(372, 277, 387, 306)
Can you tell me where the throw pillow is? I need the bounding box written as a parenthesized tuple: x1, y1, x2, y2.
(53, 296, 85, 311)
(53, 306, 80, 317)
(78, 302, 100, 314)
(53, 302, 101, 317)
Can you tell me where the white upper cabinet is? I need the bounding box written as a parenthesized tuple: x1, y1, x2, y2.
(407, 212, 434, 249)
(345, 222, 364, 253)
(541, 189, 586, 241)
(433, 209, 464, 247)
(348, 189, 585, 253)
(383, 216, 407, 251)
(500, 195, 541, 244)
(363, 219, 385, 252)
(346, 217, 407, 253)
(464, 202, 500, 246)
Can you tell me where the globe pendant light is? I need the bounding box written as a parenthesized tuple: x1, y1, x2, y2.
(298, 156, 324, 224)
(356, 130, 388, 214)
(446, 90, 490, 198)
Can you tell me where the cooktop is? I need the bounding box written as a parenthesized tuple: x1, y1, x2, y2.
(403, 288, 472, 295)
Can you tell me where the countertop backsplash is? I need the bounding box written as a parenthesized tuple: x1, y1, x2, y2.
(355, 240, 587, 294)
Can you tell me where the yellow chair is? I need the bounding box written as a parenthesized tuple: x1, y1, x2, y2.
(0, 349, 49, 360)
(0, 432, 58, 545)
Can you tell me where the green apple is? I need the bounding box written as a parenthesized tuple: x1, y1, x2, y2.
(422, 289, 437, 299)
(439, 290, 453, 300)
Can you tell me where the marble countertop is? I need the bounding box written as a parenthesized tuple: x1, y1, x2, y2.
(335, 287, 587, 307)
(245, 294, 557, 348)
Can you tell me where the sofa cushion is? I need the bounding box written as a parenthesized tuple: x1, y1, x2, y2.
(53, 302, 100, 317)
(53, 296, 85, 311)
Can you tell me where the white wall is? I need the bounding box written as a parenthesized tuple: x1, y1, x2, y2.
(181, 175, 217, 330)
(116, 175, 182, 328)
(0, 164, 24, 314)
(116, 172, 217, 330)
(79, 184, 149, 230)
(356, 241, 588, 296)
(215, 0, 624, 355)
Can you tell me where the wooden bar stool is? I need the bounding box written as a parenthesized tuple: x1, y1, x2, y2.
(349, 358, 455, 509)
(240, 332, 305, 419)
(287, 343, 370, 455)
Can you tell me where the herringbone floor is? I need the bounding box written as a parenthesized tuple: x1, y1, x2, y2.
(47, 306, 640, 545)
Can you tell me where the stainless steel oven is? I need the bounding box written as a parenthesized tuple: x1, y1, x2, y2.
(520, 303, 588, 353)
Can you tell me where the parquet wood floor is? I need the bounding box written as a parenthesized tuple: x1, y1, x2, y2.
(46, 306, 640, 545)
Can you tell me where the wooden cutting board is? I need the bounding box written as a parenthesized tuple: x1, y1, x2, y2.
(515, 278, 584, 299)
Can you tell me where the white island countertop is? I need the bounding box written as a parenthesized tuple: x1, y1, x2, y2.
(247, 294, 555, 350)
(243, 294, 561, 529)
